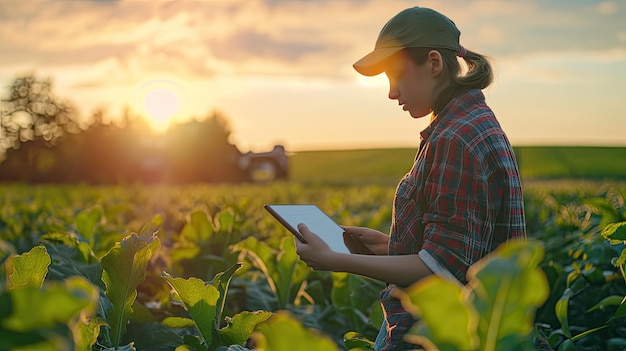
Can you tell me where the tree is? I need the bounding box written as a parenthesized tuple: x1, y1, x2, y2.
(163, 110, 245, 183)
(0, 74, 79, 160)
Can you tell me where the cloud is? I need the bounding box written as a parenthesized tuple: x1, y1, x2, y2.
(496, 46, 626, 85)
(1, 0, 625, 92)
(210, 30, 327, 63)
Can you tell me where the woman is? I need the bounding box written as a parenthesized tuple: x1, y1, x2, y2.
(295, 6, 526, 351)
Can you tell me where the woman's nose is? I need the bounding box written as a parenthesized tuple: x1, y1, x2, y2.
(388, 85, 399, 100)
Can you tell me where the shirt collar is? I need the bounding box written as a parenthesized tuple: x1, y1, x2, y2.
(419, 89, 486, 142)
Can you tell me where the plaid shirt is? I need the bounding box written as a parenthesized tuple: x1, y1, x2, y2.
(376, 89, 526, 351)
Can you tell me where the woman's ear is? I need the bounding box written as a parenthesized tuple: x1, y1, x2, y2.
(428, 50, 443, 77)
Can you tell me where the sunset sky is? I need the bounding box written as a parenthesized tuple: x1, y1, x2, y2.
(1, 0, 625, 152)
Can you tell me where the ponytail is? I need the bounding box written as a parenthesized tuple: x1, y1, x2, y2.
(404, 47, 494, 116)
(456, 49, 493, 91)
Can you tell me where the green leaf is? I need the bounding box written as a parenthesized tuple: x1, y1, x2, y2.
(124, 321, 182, 351)
(3, 276, 97, 332)
(468, 239, 549, 351)
(570, 325, 611, 342)
(609, 296, 626, 322)
(394, 276, 477, 351)
(41, 232, 97, 264)
(100, 233, 161, 348)
(0, 239, 16, 263)
(65, 277, 103, 351)
(233, 237, 276, 290)
(209, 263, 242, 332)
(234, 236, 308, 309)
(274, 237, 302, 309)
(215, 207, 236, 234)
(74, 206, 102, 244)
(182, 335, 206, 351)
(586, 295, 624, 312)
(71, 314, 106, 351)
(216, 346, 253, 351)
(162, 273, 220, 350)
(162, 316, 197, 328)
(181, 210, 214, 244)
(331, 272, 355, 308)
(5, 245, 51, 290)
(332, 272, 382, 330)
(343, 331, 375, 350)
(602, 221, 626, 242)
(613, 248, 626, 269)
(556, 289, 574, 339)
(253, 312, 338, 351)
(218, 311, 273, 346)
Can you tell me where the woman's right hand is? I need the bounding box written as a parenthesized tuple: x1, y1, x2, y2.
(341, 226, 389, 255)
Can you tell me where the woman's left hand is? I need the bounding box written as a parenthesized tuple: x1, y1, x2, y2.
(295, 223, 338, 271)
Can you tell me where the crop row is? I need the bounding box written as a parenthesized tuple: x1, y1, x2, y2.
(1, 181, 625, 350)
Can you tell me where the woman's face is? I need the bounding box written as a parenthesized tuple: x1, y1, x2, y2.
(384, 50, 439, 119)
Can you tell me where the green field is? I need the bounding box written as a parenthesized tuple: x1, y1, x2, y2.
(2, 145, 626, 351)
(289, 146, 626, 185)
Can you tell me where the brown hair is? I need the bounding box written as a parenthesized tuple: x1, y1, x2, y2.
(405, 47, 493, 116)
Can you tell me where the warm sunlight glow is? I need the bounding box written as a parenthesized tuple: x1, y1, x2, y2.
(135, 80, 187, 132)
(145, 89, 180, 129)
(358, 74, 388, 88)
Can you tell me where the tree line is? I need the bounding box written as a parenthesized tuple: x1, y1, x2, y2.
(0, 74, 252, 184)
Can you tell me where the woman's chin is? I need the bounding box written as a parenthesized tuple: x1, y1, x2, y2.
(408, 110, 430, 119)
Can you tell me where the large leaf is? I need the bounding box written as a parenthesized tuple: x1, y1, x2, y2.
(218, 311, 273, 346)
(3, 276, 95, 330)
(397, 239, 548, 351)
(41, 232, 98, 264)
(162, 264, 242, 349)
(0, 276, 99, 351)
(162, 273, 221, 350)
(5, 245, 51, 290)
(467, 239, 549, 351)
(173, 209, 241, 280)
(181, 210, 214, 244)
(252, 312, 338, 351)
(332, 272, 382, 331)
(100, 233, 160, 348)
(41, 240, 103, 287)
(394, 276, 477, 351)
(234, 236, 308, 309)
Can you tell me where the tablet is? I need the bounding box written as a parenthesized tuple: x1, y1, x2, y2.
(264, 204, 350, 254)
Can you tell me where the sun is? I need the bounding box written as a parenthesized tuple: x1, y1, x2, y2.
(135, 80, 186, 132)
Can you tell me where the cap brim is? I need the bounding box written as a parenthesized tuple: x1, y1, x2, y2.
(353, 47, 403, 76)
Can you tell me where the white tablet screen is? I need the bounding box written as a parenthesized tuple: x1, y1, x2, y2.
(264, 204, 350, 254)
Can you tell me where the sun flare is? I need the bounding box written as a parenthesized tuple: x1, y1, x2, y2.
(358, 74, 388, 88)
(135, 80, 187, 132)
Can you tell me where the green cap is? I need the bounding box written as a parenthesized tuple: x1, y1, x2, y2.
(353, 7, 461, 76)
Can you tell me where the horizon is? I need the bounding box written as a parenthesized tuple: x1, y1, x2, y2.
(1, 0, 625, 153)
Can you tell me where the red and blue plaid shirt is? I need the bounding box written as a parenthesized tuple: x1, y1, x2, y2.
(377, 89, 526, 350)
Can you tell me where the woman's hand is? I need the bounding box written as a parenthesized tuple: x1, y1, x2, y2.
(296, 224, 431, 286)
(341, 226, 389, 255)
(294, 223, 340, 271)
